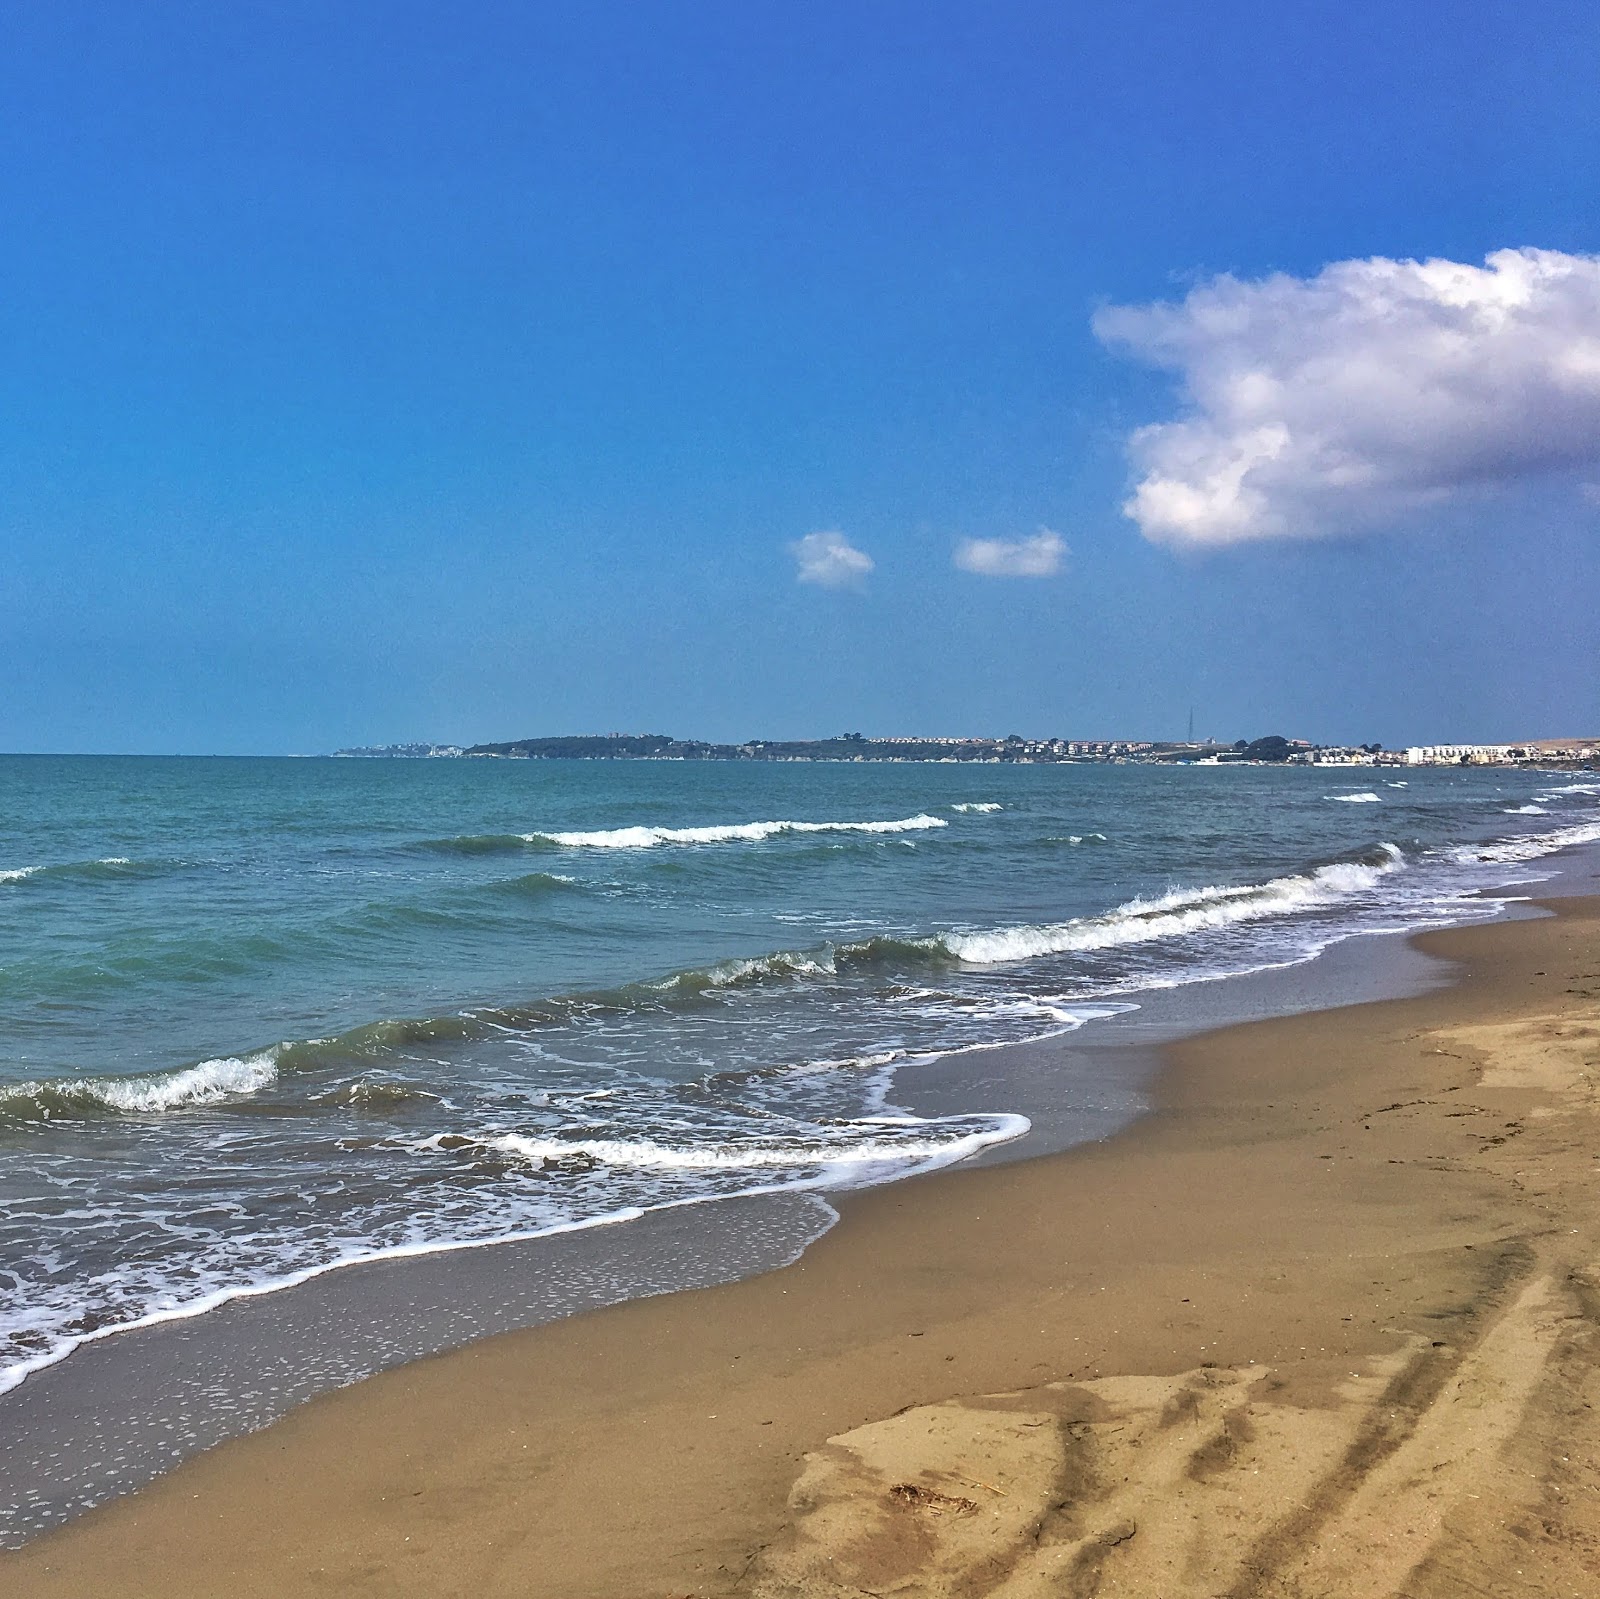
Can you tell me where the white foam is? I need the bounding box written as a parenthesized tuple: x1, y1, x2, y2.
(672, 949, 837, 988)
(525, 814, 950, 849)
(950, 802, 1003, 813)
(1504, 805, 1547, 815)
(939, 847, 1406, 965)
(1327, 791, 1382, 803)
(1385, 781, 1409, 788)
(0, 866, 41, 883)
(1456, 815, 1600, 864)
(481, 1113, 1028, 1175)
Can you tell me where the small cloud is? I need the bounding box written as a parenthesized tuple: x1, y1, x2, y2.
(790, 529, 874, 588)
(953, 528, 1066, 578)
(1094, 247, 1600, 547)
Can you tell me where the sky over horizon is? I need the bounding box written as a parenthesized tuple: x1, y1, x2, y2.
(3, 1, 1598, 754)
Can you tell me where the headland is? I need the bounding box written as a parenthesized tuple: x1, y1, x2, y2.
(336, 730, 1600, 768)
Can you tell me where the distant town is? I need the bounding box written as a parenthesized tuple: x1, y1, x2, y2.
(335, 733, 1599, 768)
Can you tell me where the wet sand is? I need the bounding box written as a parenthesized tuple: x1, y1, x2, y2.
(4, 897, 1599, 1597)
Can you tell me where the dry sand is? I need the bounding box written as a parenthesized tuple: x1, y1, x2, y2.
(3, 897, 1599, 1597)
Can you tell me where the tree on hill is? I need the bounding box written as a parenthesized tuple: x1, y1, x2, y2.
(1242, 735, 1292, 761)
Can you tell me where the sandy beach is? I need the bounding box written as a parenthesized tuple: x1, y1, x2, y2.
(3, 893, 1598, 1597)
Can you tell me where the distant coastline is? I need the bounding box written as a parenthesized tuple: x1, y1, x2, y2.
(333, 732, 1599, 769)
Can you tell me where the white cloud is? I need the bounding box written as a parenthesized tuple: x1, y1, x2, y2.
(790, 529, 874, 588)
(953, 528, 1066, 577)
(1094, 247, 1600, 548)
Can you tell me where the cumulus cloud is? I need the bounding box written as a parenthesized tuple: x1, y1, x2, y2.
(1093, 247, 1600, 548)
(790, 529, 874, 588)
(953, 528, 1067, 577)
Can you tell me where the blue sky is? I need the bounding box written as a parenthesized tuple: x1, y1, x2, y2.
(3, 1, 1597, 753)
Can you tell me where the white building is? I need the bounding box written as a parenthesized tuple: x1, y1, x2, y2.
(1403, 744, 1513, 765)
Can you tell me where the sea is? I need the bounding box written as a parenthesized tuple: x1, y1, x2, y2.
(2, 754, 1597, 1420)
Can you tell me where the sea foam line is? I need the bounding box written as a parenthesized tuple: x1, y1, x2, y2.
(1454, 814, 1600, 864)
(472, 1114, 1028, 1174)
(0, 1204, 655, 1400)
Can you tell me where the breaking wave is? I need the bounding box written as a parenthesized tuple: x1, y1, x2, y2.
(1326, 792, 1382, 803)
(934, 845, 1407, 965)
(0, 1053, 279, 1122)
(523, 814, 950, 848)
(950, 802, 1002, 813)
(0, 856, 162, 886)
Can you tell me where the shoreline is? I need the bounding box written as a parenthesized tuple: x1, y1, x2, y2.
(0, 864, 1508, 1547)
(3, 887, 1597, 1594)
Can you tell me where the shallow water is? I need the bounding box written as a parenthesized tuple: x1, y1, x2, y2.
(2, 755, 1596, 1397)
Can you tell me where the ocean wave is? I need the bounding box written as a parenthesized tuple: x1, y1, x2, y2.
(0, 1052, 279, 1122)
(522, 814, 950, 849)
(934, 844, 1407, 965)
(1, 841, 1422, 1118)
(1504, 805, 1547, 815)
(1385, 781, 1408, 788)
(654, 948, 841, 992)
(484, 871, 584, 897)
(1044, 832, 1108, 846)
(1326, 792, 1382, 803)
(316, 1076, 444, 1110)
(0, 856, 161, 886)
(950, 802, 1002, 813)
(414, 833, 540, 856)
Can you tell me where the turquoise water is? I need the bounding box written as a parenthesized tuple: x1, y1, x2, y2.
(1, 755, 1596, 1391)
